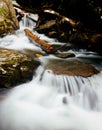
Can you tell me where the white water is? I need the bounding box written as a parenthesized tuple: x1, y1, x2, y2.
(0, 14, 102, 130)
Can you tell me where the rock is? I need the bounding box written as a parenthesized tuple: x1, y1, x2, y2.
(54, 52, 75, 58)
(0, 0, 19, 36)
(45, 59, 99, 77)
(0, 48, 40, 88)
(88, 34, 102, 55)
(15, 0, 102, 32)
(23, 49, 45, 58)
(69, 31, 89, 49)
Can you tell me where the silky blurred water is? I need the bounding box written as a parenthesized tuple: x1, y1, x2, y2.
(0, 14, 102, 130)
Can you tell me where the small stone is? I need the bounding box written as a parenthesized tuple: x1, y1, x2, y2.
(54, 52, 75, 58)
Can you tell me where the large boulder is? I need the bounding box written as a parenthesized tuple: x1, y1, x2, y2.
(0, 0, 19, 36)
(44, 58, 99, 77)
(0, 48, 40, 88)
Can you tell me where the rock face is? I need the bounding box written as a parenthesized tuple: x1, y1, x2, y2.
(0, 48, 40, 88)
(0, 0, 19, 36)
(45, 59, 99, 77)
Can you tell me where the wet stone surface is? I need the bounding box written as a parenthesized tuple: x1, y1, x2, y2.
(0, 48, 40, 88)
(45, 58, 99, 77)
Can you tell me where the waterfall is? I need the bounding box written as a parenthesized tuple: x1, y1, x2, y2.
(32, 65, 102, 111)
(0, 69, 102, 130)
(0, 13, 102, 130)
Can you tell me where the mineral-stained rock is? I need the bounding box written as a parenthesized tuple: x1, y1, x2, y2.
(0, 0, 19, 36)
(45, 58, 99, 77)
(0, 48, 40, 88)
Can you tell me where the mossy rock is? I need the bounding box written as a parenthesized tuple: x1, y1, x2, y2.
(0, 0, 19, 36)
(0, 48, 40, 88)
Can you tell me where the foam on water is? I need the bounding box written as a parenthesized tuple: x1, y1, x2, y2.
(1, 72, 102, 130)
(0, 29, 42, 52)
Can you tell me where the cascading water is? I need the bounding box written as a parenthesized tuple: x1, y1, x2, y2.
(0, 13, 102, 130)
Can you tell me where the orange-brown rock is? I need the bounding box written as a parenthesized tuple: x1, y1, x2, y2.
(45, 59, 99, 77)
(24, 28, 54, 53)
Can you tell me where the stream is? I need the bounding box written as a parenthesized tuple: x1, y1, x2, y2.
(0, 14, 102, 130)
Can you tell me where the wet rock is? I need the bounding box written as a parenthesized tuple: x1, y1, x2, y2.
(45, 59, 99, 77)
(0, 0, 19, 36)
(69, 31, 89, 49)
(54, 52, 75, 58)
(23, 49, 45, 58)
(88, 34, 102, 55)
(0, 48, 40, 88)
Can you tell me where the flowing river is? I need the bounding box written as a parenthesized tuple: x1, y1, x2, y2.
(0, 14, 102, 130)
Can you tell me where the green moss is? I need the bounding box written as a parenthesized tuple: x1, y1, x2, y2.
(0, 19, 6, 26)
(0, 7, 6, 16)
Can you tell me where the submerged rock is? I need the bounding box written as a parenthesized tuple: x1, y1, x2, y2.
(45, 58, 99, 77)
(0, 48, 40, 88)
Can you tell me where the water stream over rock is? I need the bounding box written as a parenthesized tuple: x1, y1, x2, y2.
(0, 14, 102, 130)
